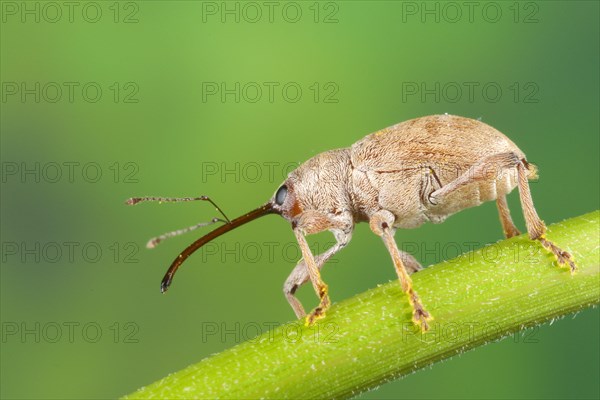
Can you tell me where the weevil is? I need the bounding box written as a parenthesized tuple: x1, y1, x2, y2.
(127, 114, 576, 331)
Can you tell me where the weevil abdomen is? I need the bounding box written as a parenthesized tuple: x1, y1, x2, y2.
(350, 114, 529, 227)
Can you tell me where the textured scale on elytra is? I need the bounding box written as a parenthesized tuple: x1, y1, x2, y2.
(351, 114, 524, 174)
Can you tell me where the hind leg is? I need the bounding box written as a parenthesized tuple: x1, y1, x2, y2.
(430, 152, 576, 273)
(516, 162, 576, 272)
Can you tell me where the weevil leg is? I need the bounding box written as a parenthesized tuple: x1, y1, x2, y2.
(428, 152, 522, 203)
(429, 152, 576, 273)
(284, 229, 351, 319)
(516, 162, 576, 272)
(293, 229, 336, 325)
(284, 265, 308, 319)
(398, 250, 423, 273)
(285, 238, 420, 319)
(370, 210, 432, 331)
(496, 194, 521, 238)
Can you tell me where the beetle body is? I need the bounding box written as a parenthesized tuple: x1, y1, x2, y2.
(129, 114, 575, 331)
(281, 114, 531, 230)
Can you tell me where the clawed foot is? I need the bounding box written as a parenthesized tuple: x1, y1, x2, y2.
(504, 226, 521, 239)
(409, 288, 432, 332)
(539, 237, 577, 274)
(305, 287, 330, 326)
(305, 306, 327, 326)
(413, 308, 432, 332)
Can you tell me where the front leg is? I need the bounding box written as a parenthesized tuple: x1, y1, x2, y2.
(293, 230, 327, 324)
(398, 250, 423, 273)
(287, 210, 353, 325)
(284, 228, 351, 319)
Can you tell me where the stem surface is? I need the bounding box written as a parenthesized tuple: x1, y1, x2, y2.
(125, 211, 600, 399)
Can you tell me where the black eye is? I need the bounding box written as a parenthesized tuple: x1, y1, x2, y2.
(275, 185, 288, 205)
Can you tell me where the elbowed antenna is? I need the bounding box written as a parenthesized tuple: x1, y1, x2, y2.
(160, 202, 277, 293)
(146, 217, 228, 249)
(126, 195, 231, 223)
(125, 195, 232, 248)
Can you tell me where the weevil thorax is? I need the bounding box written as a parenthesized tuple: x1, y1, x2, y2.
(271, 148, 354, 224)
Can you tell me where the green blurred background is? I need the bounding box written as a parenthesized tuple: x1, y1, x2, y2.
(1, 1, 598, 399)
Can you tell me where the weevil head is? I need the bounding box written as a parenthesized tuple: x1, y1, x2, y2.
(270, 148, 354, 224)
(269, 180, 303, 221)
(158, 148, 356, 292)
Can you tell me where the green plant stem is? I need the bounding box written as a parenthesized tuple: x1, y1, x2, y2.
(125, 211, 600, 399)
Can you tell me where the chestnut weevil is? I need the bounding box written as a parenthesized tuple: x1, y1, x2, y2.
(127, 114, 576, 331)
